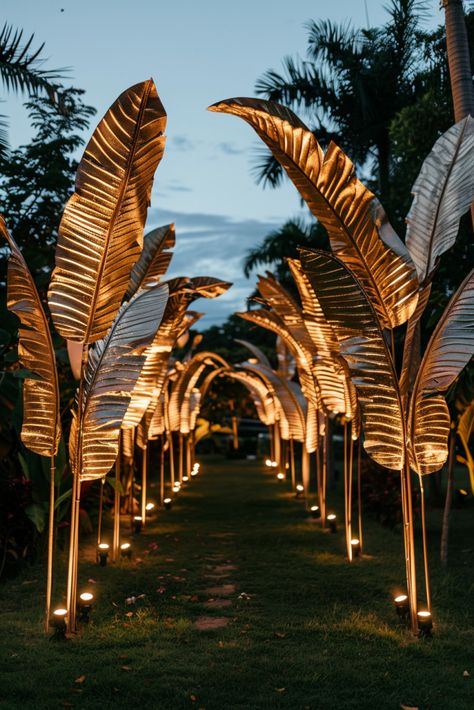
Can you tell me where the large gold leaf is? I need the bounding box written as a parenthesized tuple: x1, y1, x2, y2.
(126, 224, 175, 299)
(227, 369, 276, 426)
(209, 97, 419, 328)
(458, 400, 474, 493)
(287, 258, 346, 414)
(406, 116, 474, 285)
(234, 338, 272, 369)
(48, 80, 167, 344)
(168, 352, 228, 433)
(300, 248, 404, 470)
(408, 269, 474, 475)
(72, 284, 169, 481)
(1, 218, 60, 456)
(241, 361, 305, 442)
(237, 308, 318, 409)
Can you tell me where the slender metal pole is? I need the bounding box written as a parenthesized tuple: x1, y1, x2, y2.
(141, 442, 148, 526)
(419, 475, 431, 612)
(269, 425, 274, 463)
(97, 478, 104, 548)
(178, 433, 183, 484)
(316, 432, 323, 520)
(302, 446, 310, 506)
(344, 422, 351, 560)
(348, 426, 354, 560)
(44, 455, 55, 633)
(274, 422, 281, 473)
(113, 434, 121, 560)
(322, 418, 328, 527)
(186, 434, 191, 479)
(290, 438, 296, 490)
(401, 461, 418, 633)
(357, 441, 363, 554)
(160, 434, 165, 505)
(168, 431, 175, 488)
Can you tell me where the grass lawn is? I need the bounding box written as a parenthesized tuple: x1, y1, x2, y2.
(0, 454, 473, 710)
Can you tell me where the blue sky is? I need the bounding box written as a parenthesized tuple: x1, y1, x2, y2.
(4, 0, 442, 327)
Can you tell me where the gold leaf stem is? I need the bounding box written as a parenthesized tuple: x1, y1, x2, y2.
(419, 475, 432, 612)
(44, 455, 55, 633)
(112, 434, 121, 561)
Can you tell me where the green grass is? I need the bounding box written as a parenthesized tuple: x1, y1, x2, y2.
(1, 455, 473, 710)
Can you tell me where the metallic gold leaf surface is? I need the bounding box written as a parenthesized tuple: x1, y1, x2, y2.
(458, 400, 474, 492)
(287, 259, 347, 414)
(226, 370, 276, 426)
(406, 116, 474, 284)
(126, 224, 175, 300)
(209, 97, 419, 328)
(300, 248, 405, 470)
(399, 284, 432, 398)
(169, 352, 228, 433)
(237, 308, 318, 409)
(48, 80, 167, 343)
(408, 269, 474, 475)
(241, 360, 305, 442)
(1, 218, 60, 456)
(234, 338, 272, 369)
(72, 284, 169, 481)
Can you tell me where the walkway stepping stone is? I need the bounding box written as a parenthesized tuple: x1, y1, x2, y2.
(204, 598, 232, 609)
(204, 583, 236, 596)
(194, 616, 229, 630)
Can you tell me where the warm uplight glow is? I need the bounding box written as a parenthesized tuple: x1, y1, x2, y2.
(271, 461, 278, 468)
(459, 489, 468, 495)
(310, 505, 321, 519)
(296, 484, 304, 492)
(164, 497, 172, 510)
(98, 543, 109, 550)
(277, 472, 285, 480)
(145, 502, 155, 511)
(327, 514, 336, 520)
(265, 458, 272, 467)
(53, 608, 67, 617)
(394, 594, 408, 604)
(121, 543, 131, 550)
(164, 498, 172, 504)
(134, 516, 143, 521)
(79, 593, 93, 602)
(327, 513, 337, 533)
(182, 476, 189, 482)
(417, 610, 433, 635)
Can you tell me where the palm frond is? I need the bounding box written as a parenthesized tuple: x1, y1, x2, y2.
(126, 224, 175, 300)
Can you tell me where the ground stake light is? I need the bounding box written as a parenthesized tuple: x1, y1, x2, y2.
(120, 542, 132, 559)
(78, 592, 94, 623)
(182, 475, 189, 483)
(327, 514, 337, 533)
(51, 608, 67, 640)
(98, 543, 109, 567)
(295, 484, 305, 498)
(145, 502, 155, 513)
(133, 515, 143, 534)
(277, 472, 285, 481)
(310, 505, 320, 519)
(164, 497, 172, 510)
(394, 594, 409, 621)
(417, 611, 433, 637)
(350, 538, 361, 558)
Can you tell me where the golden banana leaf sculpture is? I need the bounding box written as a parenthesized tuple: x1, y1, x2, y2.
(169, 352, 229, 433)
(287, 258, 348, 418)
(126, 223, 176, 299)
(70, 283, 169, 482)
(226, 368, 277, 427)
(300, 249, 405, 471)
(209, 97, 419, 329)
(406, 116, 474, 285)
(407, 269, 474, 475)
(241, 360, 306, 443)
(122, 277, 230, 429)
(401, 117, 474, 396)
(48, 79, 167, 345)
(234, 338, 272, 369)
(1, 217, 61, 632)
(1, 218, 60, 456)
(457, 400, 474, 493)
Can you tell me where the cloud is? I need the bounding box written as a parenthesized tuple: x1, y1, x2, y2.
(217, 141, 244, 156)
(171, 135, 195, 152)
(145, 206, 282, 328)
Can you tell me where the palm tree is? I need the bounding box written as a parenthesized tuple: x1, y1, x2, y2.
(0, 23, 66, 156)
(254, 1, 435, 202)
(442, 0, 473, 121)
